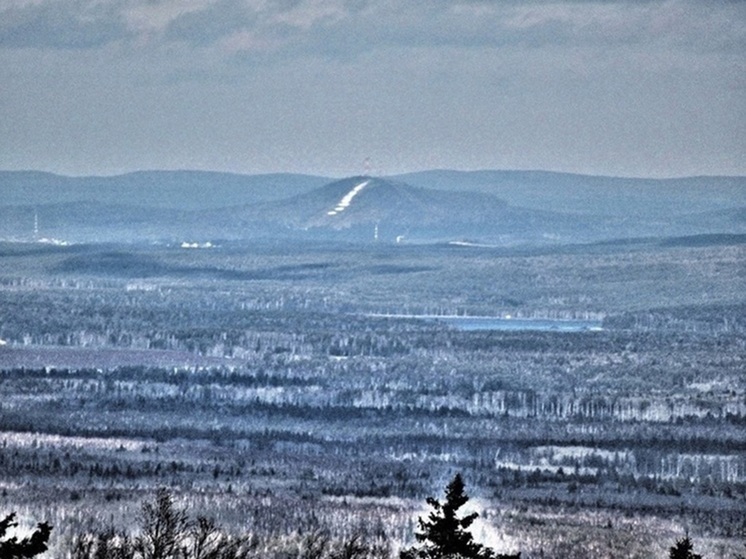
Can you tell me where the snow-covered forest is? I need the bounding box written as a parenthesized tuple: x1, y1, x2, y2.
(1, 238, 744, 558)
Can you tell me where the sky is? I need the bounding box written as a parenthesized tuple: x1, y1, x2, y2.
(0, 0, 744, 179)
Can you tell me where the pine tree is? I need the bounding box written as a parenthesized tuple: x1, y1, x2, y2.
(669, 534, 702, 559)
(400, 473, 519, 559)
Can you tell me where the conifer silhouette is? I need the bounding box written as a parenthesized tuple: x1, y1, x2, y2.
(400, 474, 519, 559)
(669, 534, 702, 559)
(0, 512, 52, 558)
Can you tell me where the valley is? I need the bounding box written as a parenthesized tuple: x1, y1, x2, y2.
(0, 232, 744, 558)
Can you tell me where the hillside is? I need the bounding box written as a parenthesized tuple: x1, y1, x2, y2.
(393, 170, 746, 217)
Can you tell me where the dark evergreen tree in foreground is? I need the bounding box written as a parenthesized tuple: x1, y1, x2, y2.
(669, 534, 702, 559)
(400, 473, 519, 559)
(0, 513, 52, 558)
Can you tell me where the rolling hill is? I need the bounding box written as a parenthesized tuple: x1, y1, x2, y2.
(392, 170, 746, 218)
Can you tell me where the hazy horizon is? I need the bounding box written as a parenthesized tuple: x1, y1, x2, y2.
(3, 166, 746, 181)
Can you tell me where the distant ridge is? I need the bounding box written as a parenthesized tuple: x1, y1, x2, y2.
(392, 170, 746, 217)
(1, 169, 744, 245)
(0, 170, 331, 209)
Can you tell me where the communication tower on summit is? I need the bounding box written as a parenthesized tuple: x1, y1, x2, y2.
(363, 157, 372, 176)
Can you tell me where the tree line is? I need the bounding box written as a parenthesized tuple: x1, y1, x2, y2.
(5, 474, 739, 558)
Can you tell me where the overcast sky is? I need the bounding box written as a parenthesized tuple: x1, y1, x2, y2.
(1, 0, 744, 178)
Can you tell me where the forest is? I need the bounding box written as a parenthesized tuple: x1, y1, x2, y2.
(0, 236, 744, 558)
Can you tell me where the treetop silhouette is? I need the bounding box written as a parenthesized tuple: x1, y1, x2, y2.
(669, 534, 702, 559)
(400, 473, 519, 559)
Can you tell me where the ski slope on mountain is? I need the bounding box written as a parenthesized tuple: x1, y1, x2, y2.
(327, 180, 370, 216)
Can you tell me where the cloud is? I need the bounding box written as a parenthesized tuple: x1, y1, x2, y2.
(1, 0, 742, 57)
(162, 0, 256, 45)
(244, 0, 746, 62)
(124, 0, 219, 35)
(0, 0, 130, 48)
(1, 0, 743, 178)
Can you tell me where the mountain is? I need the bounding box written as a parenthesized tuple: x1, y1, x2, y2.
(241, 175, 509, 227)
(216, 176, 725, 244)
(4, 169, 743, 217)
(217, 176, 611, 243)
(1, 170, 744, 245)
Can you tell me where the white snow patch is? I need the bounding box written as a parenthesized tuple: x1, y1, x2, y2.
(327, 180, 370, 216)
(464, 498, 518, 554)
(688, 381, 727, 392)
(1, 431, 140, 452)
(447, 241, 497, 248)
(38, 237, 69, 246)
